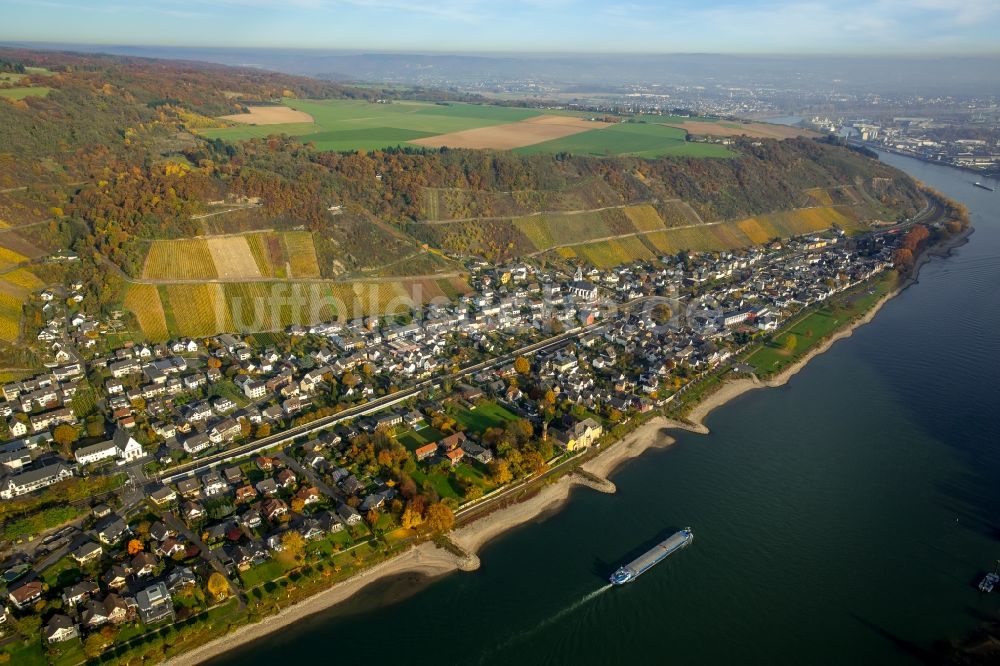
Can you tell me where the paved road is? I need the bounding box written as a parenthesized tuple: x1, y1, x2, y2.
(158, 324, 596, 484)
(163, 512, 245, 609)
(275, 451, 341, 502)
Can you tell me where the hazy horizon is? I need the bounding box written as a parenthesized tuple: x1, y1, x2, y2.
(4, 0, 1000, 55)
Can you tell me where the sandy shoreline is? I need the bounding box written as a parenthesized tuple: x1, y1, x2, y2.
(164, 229, 972, 666)
(163, 417, 675, 666)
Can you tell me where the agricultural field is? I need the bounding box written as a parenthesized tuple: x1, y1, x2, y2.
(200, 99, 543, 147)
(163, 283, 230, 338)
(0, 245, 27, 272)
(409, 115, 604, 151)
(623, 204, 666, 232)
(664, 119, 818, 140)
(200, 99, 742, 157)
(282, 231, 321, 278)
(123, 283, 169, 342)
(143, 239, 217, 279)
(573, 236, 656, 269)
(220, 105, 314, 125)
(123, 275, 470, 340)
(515, 211, 613, 250)
(0, 290, 22, 342)
(207, 236, 262, 279)
(0, 86, 52, 100)
(516, 122, 736, 158)
(142, 232, 324, 280)
(0, 267, 43, 291)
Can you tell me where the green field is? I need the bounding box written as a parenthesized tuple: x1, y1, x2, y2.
(199, 99, 737, 158)
(0, 86, 52, 100)
(516, 122, 736, 158)
(453, 401, 519, 434)
(201, 99, 546, 146)
(744, 273, 897, 375)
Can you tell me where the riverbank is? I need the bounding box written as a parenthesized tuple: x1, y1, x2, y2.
(163, 416, 676, 666)
(166, 226, 974, 666)
(683, 225, 974, 432)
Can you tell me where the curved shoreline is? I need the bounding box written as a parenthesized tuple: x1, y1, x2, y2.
(162, 417, 676, 666)
(682, 227, 973, 432)
(163, 228, 973, 666)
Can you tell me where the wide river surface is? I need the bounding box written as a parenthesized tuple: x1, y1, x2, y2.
(210, 153, 1000, 665)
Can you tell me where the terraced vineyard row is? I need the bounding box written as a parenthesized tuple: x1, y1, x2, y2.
(123, 284, 169, 342)
(142, 232, 324, 280)
(122, 276, 473, 340)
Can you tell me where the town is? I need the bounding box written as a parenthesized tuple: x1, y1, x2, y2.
(0, 224, 909, 662)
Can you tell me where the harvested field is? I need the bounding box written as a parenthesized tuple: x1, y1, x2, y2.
(206, 236, 262, 279)
(143, 240, 217, 279)
(664, 120, 818, 140)
(401, 278, 446, 304)
(410, 115, 603, 150)
(220, 105, 315, 125)
(439, 276, 472, 299)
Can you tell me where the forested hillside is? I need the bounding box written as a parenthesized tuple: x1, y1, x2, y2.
(0, 47, 927, 351)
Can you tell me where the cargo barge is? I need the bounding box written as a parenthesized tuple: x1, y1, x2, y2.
(610, 527, 693, 585)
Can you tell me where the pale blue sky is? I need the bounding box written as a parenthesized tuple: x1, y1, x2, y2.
(3, 0, 999, 53)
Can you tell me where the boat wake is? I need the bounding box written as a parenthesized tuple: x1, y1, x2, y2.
(543, 584, 613, 628)
(478, 584, 613, 664)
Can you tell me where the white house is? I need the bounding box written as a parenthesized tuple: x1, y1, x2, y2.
(75, 429, 143, 465)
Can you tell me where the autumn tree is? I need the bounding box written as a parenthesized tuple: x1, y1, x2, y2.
(206, 572, 230, 601)
(279, 530, 306, 564)
(651, 303, 672, 323)
(206, 357, 222, 369)
(489, 459, 513, 485)
(290, 498, 305, 514)
(425, 502, 455, 534)
(513, 356, 531, 375)
(783, 334, 798, 353)
(126, 539, 144, 555)
(52, 424, 79, 457)
(400, 503, 422, 530)
(84, 632, 109, 659)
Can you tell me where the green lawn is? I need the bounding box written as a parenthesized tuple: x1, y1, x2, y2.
(39, 555, 81, 589)
(238, 558, 297, 590)
(453, 401, 518, 434)
(397, 425, 445, 451)
(0, 86, 52, 100)
(517, 122, 735, 158)
(0, 640, 46, 666)
(411, 468, 462, 500)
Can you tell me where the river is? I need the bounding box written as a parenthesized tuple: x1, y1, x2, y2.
(208, 154, 1000, 665)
